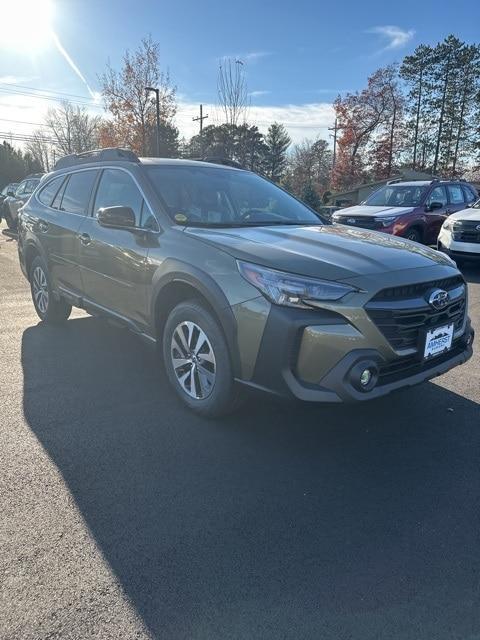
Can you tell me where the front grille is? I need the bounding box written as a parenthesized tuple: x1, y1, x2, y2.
(334, 216, 379, 230)
(366, 276, 466, 351)
(372, 276, 464, 301)
(377, 341, 466, 385)
(454, 231, 480, 243)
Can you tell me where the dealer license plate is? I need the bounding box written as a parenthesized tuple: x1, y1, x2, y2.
(424, 323, 454, 360)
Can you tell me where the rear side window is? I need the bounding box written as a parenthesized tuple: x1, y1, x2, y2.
(38, 177, 64, 207)
(447, 184, 464, 205)
(60, 171, 98, 215)
(462, 185, 476, 204)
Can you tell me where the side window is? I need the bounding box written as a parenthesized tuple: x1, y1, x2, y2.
(24, 180, 37, 195)
(447, 184, 464, 205)
(427, 186, 447, 207)
(15, 182, 26, 196)
(94, 169, 143, 226)
(462, 185, 476, 204)
(140, 200, 159, 231)
(52, 179, 68, 210)
(60, 171, 98, 215)
(38, 177, 64, 207)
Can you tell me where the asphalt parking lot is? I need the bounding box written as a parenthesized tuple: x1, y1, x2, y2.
(1, 223, 479, 640)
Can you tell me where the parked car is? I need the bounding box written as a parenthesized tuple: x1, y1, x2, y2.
(438, 197, 480, 263)
(3, 174, 43, 229)
(1, 182, 19, 204)
(332, 180, 478, 244)
(17, 148, 474, 416)
(0, 182, 19, 223)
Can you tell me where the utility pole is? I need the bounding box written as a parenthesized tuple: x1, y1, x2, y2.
(192, 104, 209, 135)
(145, 86, 161, 156)
(328, 117, 338, 168)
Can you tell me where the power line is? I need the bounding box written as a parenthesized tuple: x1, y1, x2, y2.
(0, 117, 50, 128)
(0, 86, 104, 110)
(0, 81, 97, 102)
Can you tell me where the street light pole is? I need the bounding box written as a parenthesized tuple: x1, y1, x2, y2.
(145, 86, 160, 157)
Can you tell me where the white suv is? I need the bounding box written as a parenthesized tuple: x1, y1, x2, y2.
(438, 198, 480, 263)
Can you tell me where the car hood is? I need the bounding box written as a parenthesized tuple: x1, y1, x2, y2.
(185, 224, 453, 281)
(449, 207, 480, 222)
(336, 205, 415, 217)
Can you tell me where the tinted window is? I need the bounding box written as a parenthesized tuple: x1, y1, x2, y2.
(427, 185, 447, 207)
(94, 169, 143, 226)
(447, 184, 464, 205)
(61, 171, 98, 215)
(38, 177, 64, 207)
(365, 185, 428, 207)
(462, 185, 476, 204)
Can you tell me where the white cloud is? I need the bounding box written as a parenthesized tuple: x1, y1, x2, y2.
(368, 25, 415, 51)
(248, 90, 270, 97)
(220, 51, 272, 64)
(176, 100, 335, 145)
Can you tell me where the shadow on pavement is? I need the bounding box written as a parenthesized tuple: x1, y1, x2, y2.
(22, 316, 480, 639)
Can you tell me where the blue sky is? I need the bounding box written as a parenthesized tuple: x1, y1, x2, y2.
(1, 0, 479, 144)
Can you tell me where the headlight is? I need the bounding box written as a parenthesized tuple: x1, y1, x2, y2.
(237, 261, 357, 308)
(377, 215, 399, 227)
(442, 219, 454, 231)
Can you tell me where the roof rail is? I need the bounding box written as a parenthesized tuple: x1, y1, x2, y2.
(54, 147, 140, 171)
(386, 178, 403, 184)
(201, 156, 245, 169)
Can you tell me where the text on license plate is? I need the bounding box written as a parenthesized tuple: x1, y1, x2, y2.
(424, 323, 454, 359)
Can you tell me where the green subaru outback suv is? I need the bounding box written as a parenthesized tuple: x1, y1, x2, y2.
(17, 148, 474, 416)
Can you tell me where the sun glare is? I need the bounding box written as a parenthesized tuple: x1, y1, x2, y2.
(1, 0, 54, 52)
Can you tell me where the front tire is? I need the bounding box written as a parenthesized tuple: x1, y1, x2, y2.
(30, 256, 72, 324)
(404, 228, 422, 243)
(162, 301, 243, 417)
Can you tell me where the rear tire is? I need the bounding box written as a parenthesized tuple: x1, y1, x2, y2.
(29, 256, 72, 324)
(162, 300, 243, 417)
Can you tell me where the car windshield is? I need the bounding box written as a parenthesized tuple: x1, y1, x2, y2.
(146, 165, 323, 227)
(364, 184, 428, 207)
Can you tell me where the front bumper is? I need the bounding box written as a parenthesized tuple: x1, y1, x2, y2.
(241, 304, 474, 403)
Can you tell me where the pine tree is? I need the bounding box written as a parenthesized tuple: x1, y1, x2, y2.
(264, 123, 291, 182)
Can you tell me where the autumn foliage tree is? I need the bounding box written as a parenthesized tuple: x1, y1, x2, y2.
(99, 36, 177, 155)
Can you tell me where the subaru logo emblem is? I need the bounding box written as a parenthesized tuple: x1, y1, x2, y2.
(347, 218, 356, 224)
(427, 288, 450, 310)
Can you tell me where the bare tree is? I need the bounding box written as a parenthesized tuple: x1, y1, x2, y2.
(25, 130, 54, 171)
(217, 58, 249, 126)
(46, 101, 101, 156)
(99, 35, 176, 154)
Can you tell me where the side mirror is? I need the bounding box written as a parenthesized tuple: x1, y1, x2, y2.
(427, 201, 443, 212)
(7, 190, 15, 197)
(97, 206, 136, 229)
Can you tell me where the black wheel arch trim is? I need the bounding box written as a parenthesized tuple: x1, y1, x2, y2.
(150, 258, 241, 377)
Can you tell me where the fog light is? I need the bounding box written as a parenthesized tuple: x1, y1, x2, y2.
(360, 368, 373, 387)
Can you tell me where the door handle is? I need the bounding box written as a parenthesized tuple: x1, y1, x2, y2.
(38, 220, 48, 233)
(78, 233, 91, 246)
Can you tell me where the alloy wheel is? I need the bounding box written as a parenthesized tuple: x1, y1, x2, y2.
(32, 266, 49, 314)
(170, 321, 216, 399)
